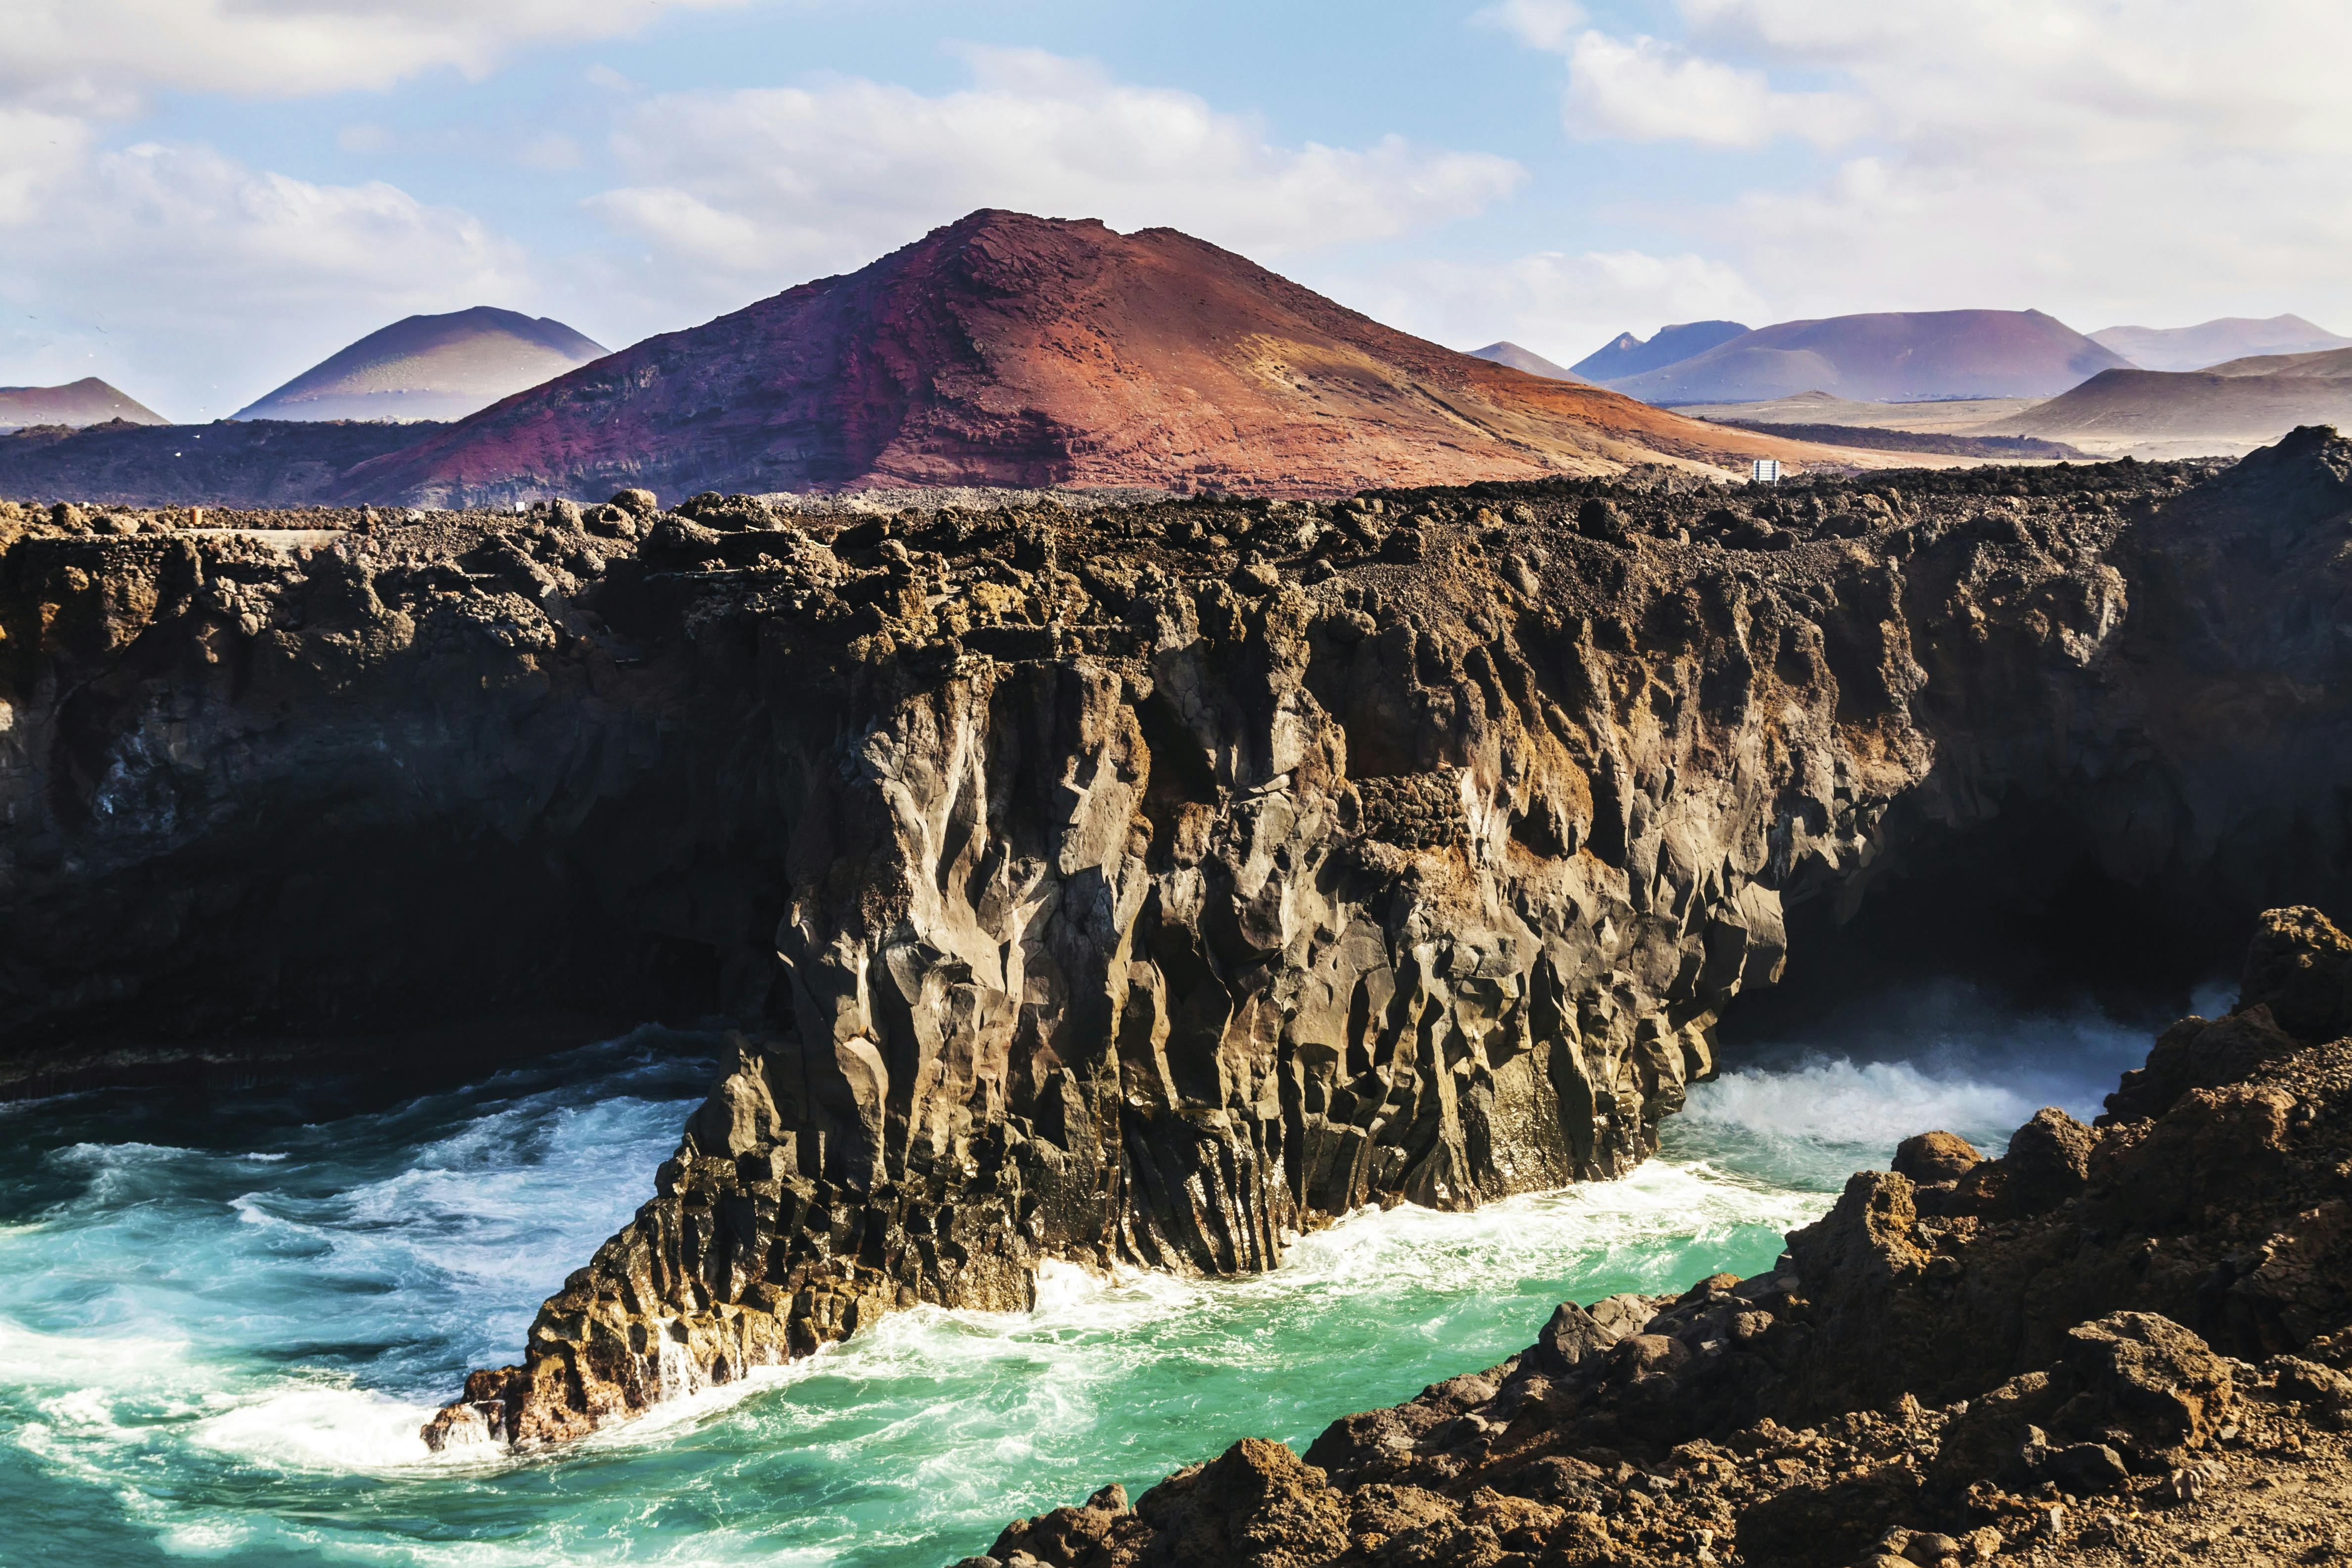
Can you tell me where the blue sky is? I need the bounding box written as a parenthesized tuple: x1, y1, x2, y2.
(6, 0, 2348, 418)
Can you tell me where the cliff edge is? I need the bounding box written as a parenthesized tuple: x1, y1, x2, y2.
(4, 433, 2352, 1457)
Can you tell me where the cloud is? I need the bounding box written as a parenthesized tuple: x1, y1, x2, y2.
(519, 134, 584, 171)
(0, 141, 531, 418)
(1473, 0, 1588, 53)
(1489, 1, 2352, 331)
(584, 47, 1526, 304)
(1562, 32, 1871, 150)
(2, 0, 759, 105)
(1353, 248, 1768, 371)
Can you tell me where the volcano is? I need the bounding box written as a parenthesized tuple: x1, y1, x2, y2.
(341, 211, 1848, 507)
(0, 378, 168, 430)
(236, 307, 608, 424)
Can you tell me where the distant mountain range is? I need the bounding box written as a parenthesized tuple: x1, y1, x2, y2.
(1988, 346, 2352, 454)
(0, 378, 168, 430)
(1468, 342, 1585, 382)
(341, 210, 1839, 507)
(2089, 315, 2352, 373)
(1571, 322, 1749, 382)
(234, 307, 608, 423)
(1592, 310, 2131, 405)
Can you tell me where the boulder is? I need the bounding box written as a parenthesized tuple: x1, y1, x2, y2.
(1533, 1302, 1621, 1375)
(2105, 1007, 2300, 1122)
(1892, 1130, 1982, 1184)
(2238, 905, 2352, 1043)
(2002, 1108, 2096, 1213)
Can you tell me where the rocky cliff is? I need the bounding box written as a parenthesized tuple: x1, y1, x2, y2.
(971, 906, 2352, 1568)
(5, 432, 2352, 1458)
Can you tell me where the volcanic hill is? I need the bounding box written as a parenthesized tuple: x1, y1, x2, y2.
(1571, 320, 1748, 382)
(2091, 313, 2352, 373)
(1606, 309, 2131, 405)
(0, 378, 167, 430)
(1986, 349, 2352, 459)
(1468, 341, 1585, 382)
(340, 211, 1853, 507)
(235, 306, 608, 424)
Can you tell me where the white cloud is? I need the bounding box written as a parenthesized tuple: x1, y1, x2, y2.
(1473, 0, 1588, 53)
(584, 47, 1526, 304)
(0, 0, 743, 414)
(1491, 1, 2352, 332)
(1563, 31, 1870, 150)
(0, 141, 531, 418)
(1353, 248, 1768, 371)
(2, 0, 758, 105)
(519, 133, 584, 171)
(0, 108, 92, 225)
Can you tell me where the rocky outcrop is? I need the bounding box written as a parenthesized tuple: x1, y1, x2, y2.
(970, 908, 2352, 1568)
(7, 434, 2352, 1456)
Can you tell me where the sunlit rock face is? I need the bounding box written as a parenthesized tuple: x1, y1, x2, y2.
(6, 431, 2352, 1450)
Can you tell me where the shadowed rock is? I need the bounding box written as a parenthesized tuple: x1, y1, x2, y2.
(10, 435, 2352, 1456)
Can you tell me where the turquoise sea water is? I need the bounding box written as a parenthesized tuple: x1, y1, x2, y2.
(0, 986, 2168, 1567)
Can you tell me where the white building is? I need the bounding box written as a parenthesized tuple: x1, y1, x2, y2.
(1751, 458, 1782, 484)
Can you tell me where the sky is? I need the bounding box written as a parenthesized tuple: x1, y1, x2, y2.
(6, 0, 2350, 420)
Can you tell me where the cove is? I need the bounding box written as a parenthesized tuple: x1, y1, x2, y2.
(0, 983, 2161, 1567)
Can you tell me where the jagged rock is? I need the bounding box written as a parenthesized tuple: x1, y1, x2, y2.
(11, 441, 2352, 1458)
(2239, 905, 2352, 1043)
(2000, 1108, 2097, 1213)
(1533, 1302, 1620, 1375)
(2104, 1006, 2300, 1122)
(1125, 1438, 1349, 1567)
(978, 905, 2352, 1568)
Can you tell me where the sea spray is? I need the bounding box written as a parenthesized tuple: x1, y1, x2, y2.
(0, 986, 2173, 1566)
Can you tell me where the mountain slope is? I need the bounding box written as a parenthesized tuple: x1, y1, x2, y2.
(1571, 321, 1748, 381)
(0, 420, 440, 507)
(1468, 341, 1585, 382)
(2090, 314, 2351, 372)
(1988, 349, 2352, 454)
(340, 212, 1853, 507)
(236, 307, 608, 424)
(0, 378, 168, 430)
(1606, 310, 2130, 404)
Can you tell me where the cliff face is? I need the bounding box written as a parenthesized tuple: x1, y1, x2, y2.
(978, 907, 2352, 1568)
(4, 433, 2352, 1455)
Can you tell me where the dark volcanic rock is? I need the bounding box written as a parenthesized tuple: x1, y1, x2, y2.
(8, 437, 2352, 1461)
(975, 907, 2352, 1568)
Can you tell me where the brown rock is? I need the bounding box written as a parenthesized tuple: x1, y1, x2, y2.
(1128, 1439, 1349, 1567)
(2104, 1006, 2300, 1122)
(1892, 1130, 1982, 1184)
(2001, 1108, 2096, 1213)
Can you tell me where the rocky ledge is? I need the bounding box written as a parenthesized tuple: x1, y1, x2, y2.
(967, 906, 2352, 1568)
(4, 433, 2352, 1455)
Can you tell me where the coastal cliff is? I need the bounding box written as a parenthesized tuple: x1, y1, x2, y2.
(4, 432, 2352, 1453)
(971, 906, 2352, 1567)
